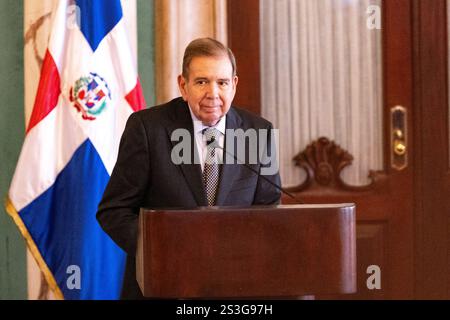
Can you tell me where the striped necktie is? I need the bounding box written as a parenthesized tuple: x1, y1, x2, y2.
(202, 128, 220, 206)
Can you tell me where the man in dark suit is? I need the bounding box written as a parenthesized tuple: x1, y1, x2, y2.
(96, 38, 281, 299)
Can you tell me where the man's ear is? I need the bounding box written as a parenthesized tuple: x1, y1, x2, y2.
(233, 75, 239, 89)
(178, 75, 188, 101)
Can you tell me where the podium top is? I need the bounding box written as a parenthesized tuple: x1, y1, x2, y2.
(141, 203, 355, 213)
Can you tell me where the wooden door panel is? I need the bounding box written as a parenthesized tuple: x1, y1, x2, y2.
(355, 223, 387, 300)
(280, 136, 413, 298)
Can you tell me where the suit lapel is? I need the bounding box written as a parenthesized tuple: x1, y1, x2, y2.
(166, 100, 208, 206)
(215, 107, 243, 206)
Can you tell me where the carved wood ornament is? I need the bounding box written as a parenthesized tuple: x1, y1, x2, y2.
(289, 137, 384, 192)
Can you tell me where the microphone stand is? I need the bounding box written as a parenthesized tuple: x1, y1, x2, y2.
(207, 136, 304, 204)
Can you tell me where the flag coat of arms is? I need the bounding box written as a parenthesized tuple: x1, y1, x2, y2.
(6, 0, 145, 299)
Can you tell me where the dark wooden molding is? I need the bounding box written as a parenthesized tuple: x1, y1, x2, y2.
(412, 0, 450, 299)
(288, 137, 385, 192)
(227, 0, 261, 115)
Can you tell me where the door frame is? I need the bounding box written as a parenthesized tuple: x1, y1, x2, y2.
(412, 0, 449, 299)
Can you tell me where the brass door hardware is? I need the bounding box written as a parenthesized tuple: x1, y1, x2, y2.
(391, 106, 407, 170)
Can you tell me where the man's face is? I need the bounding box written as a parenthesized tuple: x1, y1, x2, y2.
(178, 55, 238, 126)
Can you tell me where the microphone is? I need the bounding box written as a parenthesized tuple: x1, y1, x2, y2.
(206, 135, 304, 204)
(206, 135, 216, 146)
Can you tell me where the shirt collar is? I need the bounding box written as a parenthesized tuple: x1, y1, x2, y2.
(188, 105, 226, 136)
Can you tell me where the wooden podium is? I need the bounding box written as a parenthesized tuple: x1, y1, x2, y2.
(136, 204, 356, 298)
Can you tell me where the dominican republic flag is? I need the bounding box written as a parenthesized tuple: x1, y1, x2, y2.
(6, 0, 145, 299)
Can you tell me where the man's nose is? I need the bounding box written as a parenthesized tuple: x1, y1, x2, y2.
(206, 83, 219, 98)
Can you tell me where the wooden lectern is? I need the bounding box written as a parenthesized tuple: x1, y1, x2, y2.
(136, 204, 356, 298)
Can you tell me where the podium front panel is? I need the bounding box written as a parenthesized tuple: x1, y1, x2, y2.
(136, 204, 356, 298)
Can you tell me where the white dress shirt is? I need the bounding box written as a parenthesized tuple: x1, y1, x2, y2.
(188, 106, 226, 172)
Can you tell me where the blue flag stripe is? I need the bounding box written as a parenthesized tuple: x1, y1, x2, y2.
(19, 140, 125, 299)
(76, 0, 123, 52)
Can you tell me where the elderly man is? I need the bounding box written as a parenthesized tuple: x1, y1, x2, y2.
(97, 38, 281, 299)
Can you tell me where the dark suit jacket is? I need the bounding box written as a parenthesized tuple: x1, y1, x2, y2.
(97, 97, 281, 299)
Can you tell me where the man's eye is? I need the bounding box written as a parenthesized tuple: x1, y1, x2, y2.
(218, 81, 229, 87)
(196, 80, 207, 85)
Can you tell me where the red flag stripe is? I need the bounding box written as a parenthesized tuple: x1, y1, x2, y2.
(125, 78, 146, 112)
(26, 50, 61, 134)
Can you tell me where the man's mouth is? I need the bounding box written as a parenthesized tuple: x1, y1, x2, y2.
(201, 105, 221, 110)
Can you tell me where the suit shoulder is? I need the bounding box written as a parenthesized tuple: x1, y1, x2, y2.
(231, 106, 275, 129)
(130, 97, 185, 124)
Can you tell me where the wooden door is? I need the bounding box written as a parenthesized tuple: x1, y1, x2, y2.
(227, 0, 441, 299)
